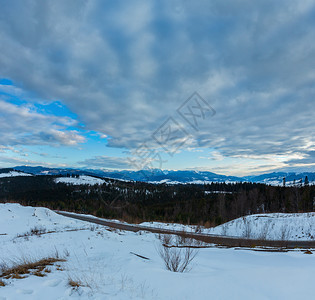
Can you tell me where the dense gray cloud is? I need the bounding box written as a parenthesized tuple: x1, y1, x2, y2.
(0, 0, 314, 166)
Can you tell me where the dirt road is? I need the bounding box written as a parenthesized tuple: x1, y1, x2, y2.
(56, 211, 315, 249)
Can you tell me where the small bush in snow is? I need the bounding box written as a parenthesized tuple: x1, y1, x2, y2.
(258, 220, 271, 240)
(157, 235, 198, 272)
(158, 243, 198, 272)
(221, 223, 228, 236)
(30, 226, 47, 236)
(16, 226, 47, 238)
(242, 217, 252, 238)
(280, 225, 291, 240)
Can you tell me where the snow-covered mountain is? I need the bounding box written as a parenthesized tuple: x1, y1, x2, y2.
(11, 166, 315, 186)
(245, 172, 315, 186)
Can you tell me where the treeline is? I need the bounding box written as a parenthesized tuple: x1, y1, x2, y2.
(0, 176, 314, 226)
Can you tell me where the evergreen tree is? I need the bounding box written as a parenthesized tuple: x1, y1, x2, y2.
(305, 176, 309, 186)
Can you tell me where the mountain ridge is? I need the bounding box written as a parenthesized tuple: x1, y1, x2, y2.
(9, 166, 315, 186)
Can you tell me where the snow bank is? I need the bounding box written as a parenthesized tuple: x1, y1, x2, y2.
(140, 221, 200, 233)
(0, 171, 32, 178)
(55, 175, 106, 185)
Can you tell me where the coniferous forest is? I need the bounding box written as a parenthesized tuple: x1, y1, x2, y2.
(0, 175, 314, 226)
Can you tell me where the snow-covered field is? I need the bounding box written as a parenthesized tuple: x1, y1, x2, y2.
(55, 176, 106, 186)
(0, 203, 314, 299)
(0, 171, 32, 178)
(141, 213, 315, 241)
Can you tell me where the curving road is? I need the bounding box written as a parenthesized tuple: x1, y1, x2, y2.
(56, 211, 315, 250)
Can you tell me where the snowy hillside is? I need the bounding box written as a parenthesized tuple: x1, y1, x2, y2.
(141, 213, 315, 241)
(0, 204, 315, 299)
(0, 203, 89, 240)
(0, 171, 32, 178)
(55, 175, 106, 185)
(208, 213, 315, 240)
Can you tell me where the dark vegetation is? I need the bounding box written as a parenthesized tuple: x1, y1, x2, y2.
(0, 175, 314, 226)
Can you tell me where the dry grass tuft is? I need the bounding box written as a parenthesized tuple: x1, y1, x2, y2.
(0, 257, 66, 280)
(33, 270, 46, 277)
(68, 278, 82, 288)
(0, 279, 5, 287)
(11, 273, 26, 279)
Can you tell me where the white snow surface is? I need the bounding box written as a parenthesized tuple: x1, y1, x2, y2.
(0, 171, 32, 178)
(0, 203, 315, 299)
(0, 203, 89, 239)
(55, 175, 106, 185)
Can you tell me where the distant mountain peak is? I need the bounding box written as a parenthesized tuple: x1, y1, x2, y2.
(8, 166, 315, 186)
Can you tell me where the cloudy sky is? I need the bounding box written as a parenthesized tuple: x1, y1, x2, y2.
(0, 0, 314, 175)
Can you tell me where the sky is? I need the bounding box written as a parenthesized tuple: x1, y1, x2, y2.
(0, 0, 314, 176)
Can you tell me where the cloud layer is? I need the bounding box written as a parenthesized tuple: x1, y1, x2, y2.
(0, 95, 85, 147)
(0, 0, 314, 170)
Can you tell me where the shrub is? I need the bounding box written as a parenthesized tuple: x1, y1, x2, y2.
(17, 226, 47, 238)
(242, 217, 252, 238)
(30, 226, 47, 236)
(280, 224, 291, 241)
(157, 235, 198, 272)
(258, 220, 271, 240)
